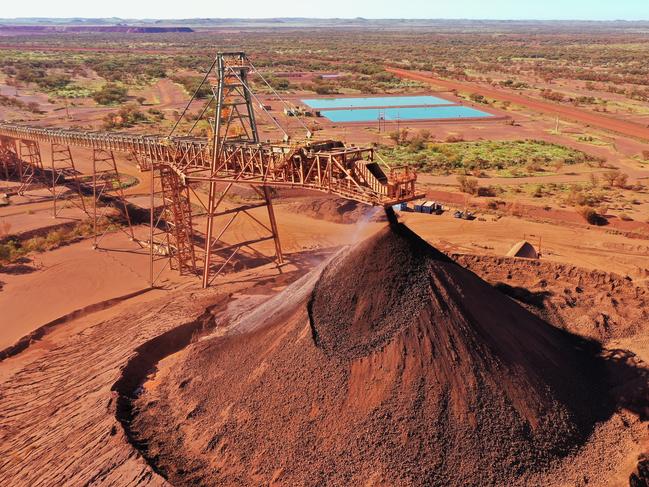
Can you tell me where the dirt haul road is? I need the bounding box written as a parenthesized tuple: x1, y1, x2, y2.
(387, 67, 649, 142)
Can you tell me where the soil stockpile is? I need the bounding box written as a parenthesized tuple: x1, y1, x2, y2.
(454, 254, 649, 342)
(132, 223, 610, 486)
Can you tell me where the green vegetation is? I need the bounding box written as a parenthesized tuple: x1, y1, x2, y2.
(102, 104, 148, 129)
(0, 23, 648, 100)
(264, 76, 292, 91)
(13, 66, 72, 91)
(564, 185, 608, 207)
(170, 75, 211, 99)
(380, 136, 599, 174)
(86, 57, 167, 83)
(51, 85, 94, 99)
(0, 94, 42, 113)
(76, 173, 139, 190)
(92, 83, 129, 105)
(0, 218, 120, 265)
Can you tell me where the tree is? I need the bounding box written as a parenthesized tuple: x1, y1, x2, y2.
(92, 84, 128, 105)
(602, 170, 619, 187)
(602, 170, 628, 188)
(26, 102, 41, 114)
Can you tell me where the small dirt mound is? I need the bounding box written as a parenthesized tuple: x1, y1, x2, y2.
(131, 223, 615, 487)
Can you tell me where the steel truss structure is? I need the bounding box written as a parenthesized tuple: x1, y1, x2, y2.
(49, 143, 87, 218)
(0, 52, 422, 288)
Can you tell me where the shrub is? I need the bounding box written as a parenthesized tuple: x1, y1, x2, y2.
(525, 162, 542, 173)
(39, 74, 72, 90)
(170, 75, 211, 99)
(92, 84, 128, 105)
(389, 129, 410, 146)
(102, 104, 147, 129)
(0, 244, 10, 263)
(147, 108, 165, 121)
(541, 89, 565, 102)
(477, 186, 497, 197)
(457, 175, 479, 195)
(577, 206, 606, 225)
(313, 83, 338, 95)
(601, 170, 629, 188)
(144, 65, 166, 79)
(614, 173, 628, 188)
(486, 200, 500, 210)
(445, 134, 464, 143)
(469, 93, 486, 103)
(266, 76, 291, 91)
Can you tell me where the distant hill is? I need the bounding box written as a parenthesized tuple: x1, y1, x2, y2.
(0, 18, 647, 32)
(0, 25, 194, 33)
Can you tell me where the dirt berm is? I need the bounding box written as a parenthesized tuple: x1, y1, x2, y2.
(131, 223, 625, 486)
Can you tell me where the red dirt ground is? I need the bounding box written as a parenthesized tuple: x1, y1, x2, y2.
(423, 189, 649, 236)
(0, 44, 185, 55)
(387, 68, 649, 142)
(1, 64, 649, 486)
(1, 214, 647, 485)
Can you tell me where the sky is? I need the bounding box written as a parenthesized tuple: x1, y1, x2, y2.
(2, 0, 648, 21)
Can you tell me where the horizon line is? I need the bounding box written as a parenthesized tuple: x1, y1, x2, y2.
(1, 17, 649, 22)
